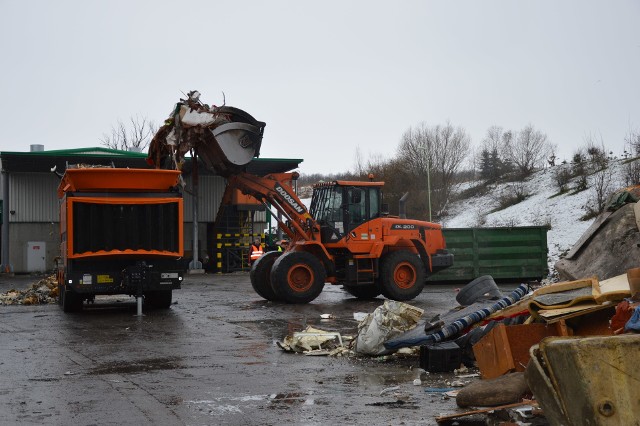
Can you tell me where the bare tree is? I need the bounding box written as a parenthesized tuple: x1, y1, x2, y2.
(397, 121, 471, 218)
(588, 166, 614, 216)
(100, 115, 157, 151)
(623, 128, 640, 185)
(482, 125, 504, 153)
(503, 124, 551, 177)
(625, 127, 640, 157)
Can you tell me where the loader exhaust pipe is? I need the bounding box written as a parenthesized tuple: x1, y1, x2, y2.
(399, 192, 409, 219)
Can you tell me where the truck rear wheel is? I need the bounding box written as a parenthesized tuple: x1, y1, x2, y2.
(144, 290, 172, 309)
(61, 286, 83, 313)
(343, 284, 381, 299)
(270, 251, 326, 304)
(379, 251, 425, 301)
(250, 251, 282, 301)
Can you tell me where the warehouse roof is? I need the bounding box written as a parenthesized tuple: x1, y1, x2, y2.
(0, 147, 303, 176)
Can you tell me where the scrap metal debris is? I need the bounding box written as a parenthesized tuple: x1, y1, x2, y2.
(0, 275, 58, 305)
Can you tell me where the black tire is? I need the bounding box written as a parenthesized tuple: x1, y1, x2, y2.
(250, 251, 282, 301)
(144, 290, 173, 309)
(455, 275, 502, 306)
(270, 251, 326, 304)
(62, 286, 83, 313)
(343, 284, 382, 299)
(379, 251, 425, 301)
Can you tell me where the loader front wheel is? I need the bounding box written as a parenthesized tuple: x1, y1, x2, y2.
(270, 251, 326, 304)
(250, 251, 282, 301)
(379, 251, 425, 301)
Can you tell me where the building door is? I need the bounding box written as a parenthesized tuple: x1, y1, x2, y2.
(27, 241, 46, 272)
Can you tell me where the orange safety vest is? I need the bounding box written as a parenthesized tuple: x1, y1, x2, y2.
(249, 244, 264, 261)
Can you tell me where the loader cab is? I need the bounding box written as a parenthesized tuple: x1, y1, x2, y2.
(310, 181, 384, 243)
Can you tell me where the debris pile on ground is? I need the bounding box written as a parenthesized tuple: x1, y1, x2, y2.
(277, 326, 352, 356)
(0, 275, 58, 305)
(354, 300, 424, 356)
(275, 196, 640, 424)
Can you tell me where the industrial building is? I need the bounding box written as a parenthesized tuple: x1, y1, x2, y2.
(0, 146, 301, 274)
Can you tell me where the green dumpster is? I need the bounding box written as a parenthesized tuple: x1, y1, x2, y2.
(427, 226, 549, 283)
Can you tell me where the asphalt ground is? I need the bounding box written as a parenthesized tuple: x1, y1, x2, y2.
(0, 272, 516, 426)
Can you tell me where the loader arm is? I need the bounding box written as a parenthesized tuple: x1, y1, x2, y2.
(224, 172, 320, 243)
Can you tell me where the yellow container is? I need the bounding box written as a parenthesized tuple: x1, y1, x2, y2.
(526, 334, 640, 425)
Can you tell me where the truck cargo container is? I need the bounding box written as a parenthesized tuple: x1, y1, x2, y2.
(56, 167, 184, 312)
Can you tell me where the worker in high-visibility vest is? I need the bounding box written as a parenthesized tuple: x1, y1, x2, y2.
(248, 238, 264, 266)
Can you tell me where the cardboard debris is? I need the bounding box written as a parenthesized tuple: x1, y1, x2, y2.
(0, 275, 58, 305)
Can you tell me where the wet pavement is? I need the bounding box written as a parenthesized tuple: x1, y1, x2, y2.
(0, 273, 517, 425)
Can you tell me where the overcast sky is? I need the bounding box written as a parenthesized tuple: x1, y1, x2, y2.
(1, 1, 638, 174)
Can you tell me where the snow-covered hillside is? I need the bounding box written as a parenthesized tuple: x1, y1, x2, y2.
(443, 160, 630, 274)
(296, 159, 632, 277)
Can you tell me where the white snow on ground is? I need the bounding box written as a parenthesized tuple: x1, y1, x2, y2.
(443, 160, 629, 274)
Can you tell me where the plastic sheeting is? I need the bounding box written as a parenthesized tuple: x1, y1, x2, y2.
(354, 301, 424, 356)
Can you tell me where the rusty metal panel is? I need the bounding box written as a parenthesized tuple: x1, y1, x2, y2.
(9, 173, 59, 222)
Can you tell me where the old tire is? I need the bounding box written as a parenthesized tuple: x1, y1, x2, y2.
(145, 290, 172, 309)
(62, 286, 83, 313)
(343, 284, 382, 299)
(455, 275, 502, 306)
(379, 251, 425, 301)
(270, 251, 326, 304)
(250, 251, 282, 301)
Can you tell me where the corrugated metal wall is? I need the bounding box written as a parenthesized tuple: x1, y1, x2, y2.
(7, 172, 264, 225)
(182, 175, 227, 222)
(9, 173, 59, 222)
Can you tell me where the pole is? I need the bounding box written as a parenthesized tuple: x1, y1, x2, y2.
(426, 157, 432, 222)
(189, 152, 202, 271)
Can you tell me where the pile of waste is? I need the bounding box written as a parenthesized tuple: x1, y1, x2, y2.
(0, 275, 58, 305)
(146, 91, 265, 176)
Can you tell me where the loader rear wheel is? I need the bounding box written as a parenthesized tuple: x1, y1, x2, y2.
(379, 251, 425, 301)
(250, 251, 282, 302)
(270, 251, 326, 304)
(343, 284, 381, 299)
(61, 286, 83, 313)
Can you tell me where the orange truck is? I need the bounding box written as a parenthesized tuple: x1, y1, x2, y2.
(56, 167, 184, 312)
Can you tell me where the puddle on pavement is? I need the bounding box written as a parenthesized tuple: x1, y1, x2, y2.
(89, 356, 182, 375)
(268, 391, 322, 409)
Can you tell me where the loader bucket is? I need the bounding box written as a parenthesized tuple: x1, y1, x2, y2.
(147, 94, 265, 176)
(198, 121, 264, 176)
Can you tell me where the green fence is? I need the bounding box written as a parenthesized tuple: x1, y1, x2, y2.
(427, 226, 549, 283)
